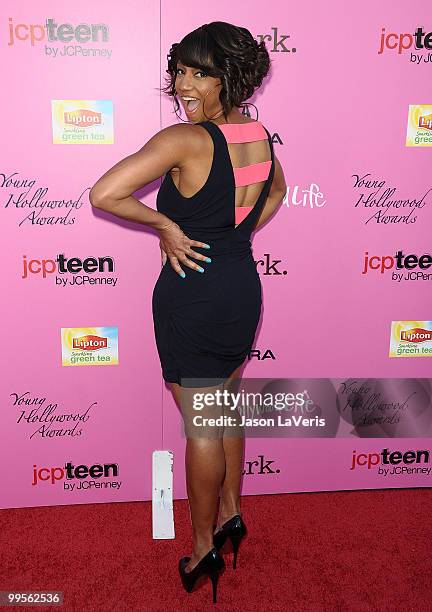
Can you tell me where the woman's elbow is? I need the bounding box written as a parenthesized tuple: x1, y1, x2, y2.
(89, 187, 109, 209)
(270, 185, 286, 202)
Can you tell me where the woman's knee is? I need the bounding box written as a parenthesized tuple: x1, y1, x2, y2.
(177, 383, 226, 439)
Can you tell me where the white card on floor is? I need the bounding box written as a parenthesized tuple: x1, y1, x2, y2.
(152, 450, 175, 539)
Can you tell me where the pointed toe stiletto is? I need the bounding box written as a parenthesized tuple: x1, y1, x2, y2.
(213, 514, 247, 569)
(178, 547, 225, 603)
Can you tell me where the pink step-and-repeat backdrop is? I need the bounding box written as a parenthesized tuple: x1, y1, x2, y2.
(1, 1, 431, 509)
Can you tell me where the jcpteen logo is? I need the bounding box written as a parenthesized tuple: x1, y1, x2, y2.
(7, 17, 110, 58)
(32, 461, 121, 491)
(350, 448, 431, 476)
(378, 26, 432, 65)
(22, 253, 117, 287)
(361, 250, 432, 282)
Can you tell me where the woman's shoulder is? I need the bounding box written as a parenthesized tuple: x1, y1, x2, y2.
(157, 118, 268, 149)
(154, 123, 212, 173)
(236, 117, 262, 124)
(159, 121, 212, 140)
(154, 122, 209, 152)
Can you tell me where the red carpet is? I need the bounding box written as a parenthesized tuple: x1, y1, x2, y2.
(1, 488, 431, 611)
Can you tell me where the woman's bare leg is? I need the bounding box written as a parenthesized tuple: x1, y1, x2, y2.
(170, 381, 226, 572)
(216, 365, 245, 529)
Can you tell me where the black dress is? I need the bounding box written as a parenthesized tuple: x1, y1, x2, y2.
(152, 119, 275, 387)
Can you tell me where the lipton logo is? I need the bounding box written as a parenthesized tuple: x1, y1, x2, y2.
(64, 109, 102, 127)
(400, 328, 432, 343)
(419, 114, 432, 131)
(72, 335, 108, 350)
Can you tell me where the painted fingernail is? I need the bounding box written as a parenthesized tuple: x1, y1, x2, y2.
(180, 272, 185, 278)
(198, 267, 204, 273)
(204, 244, 211, 249)
(205, 257, 212, 263)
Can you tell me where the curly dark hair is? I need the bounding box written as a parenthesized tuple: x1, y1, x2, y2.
(160, 21, 272, 120)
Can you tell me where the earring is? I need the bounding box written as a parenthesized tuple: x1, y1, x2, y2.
(202, 91, 260, 122)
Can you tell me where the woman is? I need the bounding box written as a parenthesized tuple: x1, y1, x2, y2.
(90, 21, 286, 603)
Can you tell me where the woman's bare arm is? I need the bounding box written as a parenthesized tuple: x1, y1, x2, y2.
(89, 124, 197, 229)
(89, 125, 212, 276)
(255, 154, 286, 230)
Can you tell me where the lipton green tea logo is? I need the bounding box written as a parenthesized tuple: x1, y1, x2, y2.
(400, 328, 432, 343)
(64, 109, 102, 127)
(389, 321, 432, 357)
(72, 335, 108, 350)
(419, 113, 432, 130)
(406, 105, 432, 146)
(61, 327, 118, 365)
(52, 100, 113, 144)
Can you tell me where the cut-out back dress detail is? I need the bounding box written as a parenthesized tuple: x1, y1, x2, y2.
(152, 120, 275, 387)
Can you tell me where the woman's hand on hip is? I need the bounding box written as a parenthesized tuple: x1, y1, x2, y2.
(158, 221, 211, 277)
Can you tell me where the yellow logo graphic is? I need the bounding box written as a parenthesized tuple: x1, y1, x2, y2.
(389, 321, 432, 357)
(52, 100, 114, 144)
(61, 327, 118, 366)
(406, 105, 432, 146)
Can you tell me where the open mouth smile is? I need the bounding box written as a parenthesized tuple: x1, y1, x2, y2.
(180, 96, 201, 114)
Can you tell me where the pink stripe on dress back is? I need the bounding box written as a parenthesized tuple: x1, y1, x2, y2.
(233, 160, 272, 187)
(235, 205, 253, 225)
(217, 121, 268, 143)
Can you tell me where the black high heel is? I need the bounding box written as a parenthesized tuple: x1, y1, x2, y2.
(178, 547, 225, 603)
(213, 514, 247, 569)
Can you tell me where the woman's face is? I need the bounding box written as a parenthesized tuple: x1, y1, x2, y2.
(175, 61, 223, 122)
